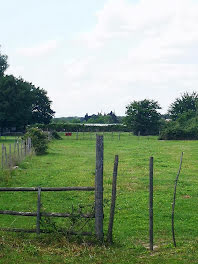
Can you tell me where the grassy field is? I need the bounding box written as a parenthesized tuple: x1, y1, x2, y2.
(0, 132, 198, 263)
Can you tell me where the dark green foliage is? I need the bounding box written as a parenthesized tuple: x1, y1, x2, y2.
(84, 111, 120, 124)
(51, 131, 62, 140)
(159, 115, 198, 140)
(31, 87, 55, 124)
(160, 92, 198, 140)
(0, 76, 33, 130)
(125, 99, 161, 135)
(0, 48, 54, 131)
(31, 123, 127, 132)
(169, 92, 198, 120)
(24, 127, 48, 155)
(0, 75, 55, 130)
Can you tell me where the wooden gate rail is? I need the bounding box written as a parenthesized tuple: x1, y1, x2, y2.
(0, 187, 95, 192)
(0, 210, 94, 218)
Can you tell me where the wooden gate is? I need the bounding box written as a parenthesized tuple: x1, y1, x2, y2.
(0, 135, 104, 241)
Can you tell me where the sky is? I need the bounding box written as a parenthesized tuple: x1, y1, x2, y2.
(1, 0, 198, 117)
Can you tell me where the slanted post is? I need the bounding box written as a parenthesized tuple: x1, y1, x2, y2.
(95, 135, 104, 241)
(149, 157, 154, 251)
(107, 155, 119, 243)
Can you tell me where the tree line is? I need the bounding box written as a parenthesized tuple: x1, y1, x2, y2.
(0, 47, 54, 132)
(125, 92, 198, 139)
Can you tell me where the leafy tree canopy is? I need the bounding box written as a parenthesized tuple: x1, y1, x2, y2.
(125, 99, 161, 135)
(168, 92, 198, 120)
(0, 47, 55, 130)
(0, 75, 55, 130)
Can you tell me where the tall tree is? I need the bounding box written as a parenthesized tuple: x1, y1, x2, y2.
(0, 75, 55, 130)
(125, 99, 161, 135)
(168, 92, 198, 120)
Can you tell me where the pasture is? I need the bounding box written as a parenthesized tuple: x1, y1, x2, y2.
(0, 132, 198, 263)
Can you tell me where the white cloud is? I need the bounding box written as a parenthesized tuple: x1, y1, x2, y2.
(7, 0, 198, 116)
(16, 40, 59, 57)
(59, 0, 198, 115)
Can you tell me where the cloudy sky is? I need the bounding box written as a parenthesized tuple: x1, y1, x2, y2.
(1, 0, 198, 117)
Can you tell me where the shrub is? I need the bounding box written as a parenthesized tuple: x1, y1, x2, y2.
(159, 121, 198, 140)
(24, 127, 48, 155)
(50, 131, 62, 140)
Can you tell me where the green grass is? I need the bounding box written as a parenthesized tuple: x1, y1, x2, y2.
(0, 132, 198, 263)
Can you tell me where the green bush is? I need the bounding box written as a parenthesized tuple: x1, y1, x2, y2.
(24, 127, 48, 155)
(159, 121, 198, 140)
(50, 131, 62, 140)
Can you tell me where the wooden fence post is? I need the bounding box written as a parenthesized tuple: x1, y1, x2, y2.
(149, 157, 154, 251)
(17, 140, 19, 161)
(36, 187, 41, 234)
(107, 155, 119, 243)
(4, 146, 7, 168)
(1, 144, 4, 169)
(20, 140, 23, 159)
(95, 135, 104, 241)
(9, 144, 12, 168)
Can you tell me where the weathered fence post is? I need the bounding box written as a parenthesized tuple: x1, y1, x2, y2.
(17, 140, 19, 160)
(107, 155, 119, 243)
(149, 157, 154, 251)
(4, 146, 7, 168)
(1, 144, 4, 169)
(20, 140, 23, 159)
(36, 187, 42, 234)
(9, 144, 12, 168)
(95, 135, 104, 241)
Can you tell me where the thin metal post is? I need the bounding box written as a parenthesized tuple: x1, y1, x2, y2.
(149, 157, 154, 251)
(95, 135, 104, 241)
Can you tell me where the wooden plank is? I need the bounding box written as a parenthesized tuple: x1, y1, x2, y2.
(107, 155, 119, 243)
(95, 135, 104, 241)
(0, 186, 95, 192)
